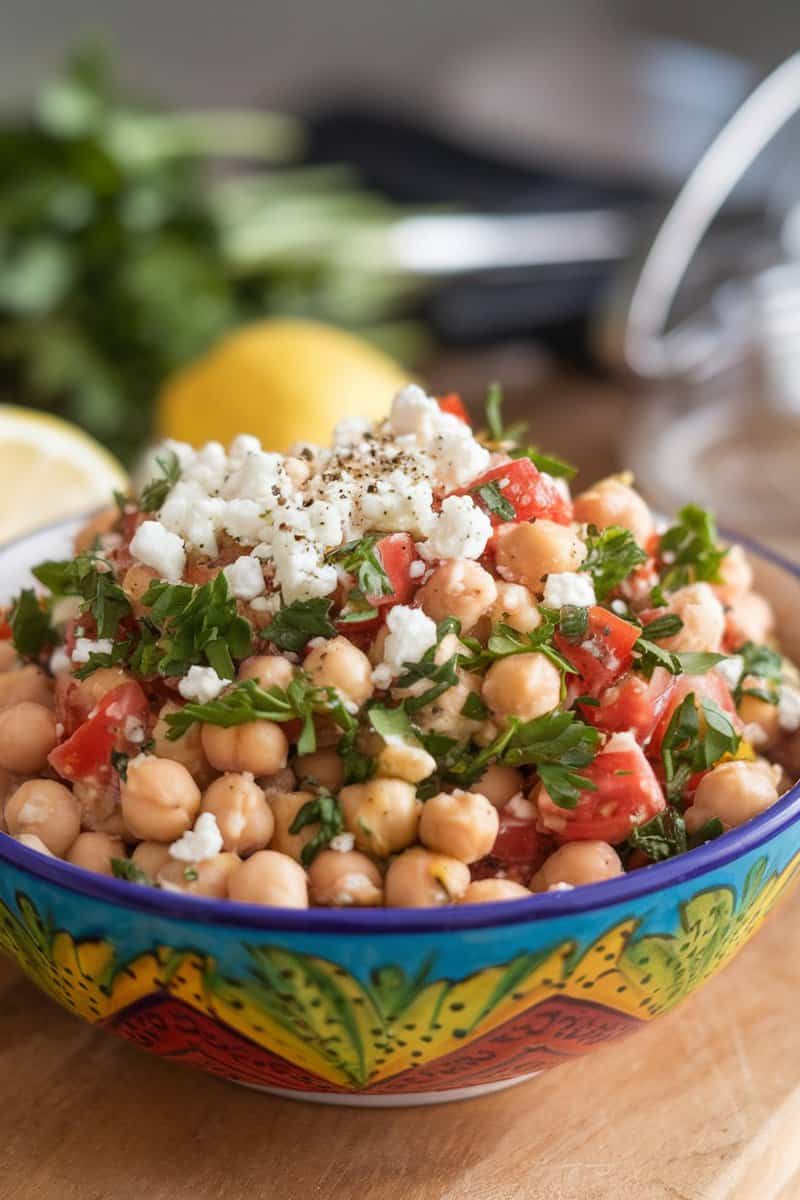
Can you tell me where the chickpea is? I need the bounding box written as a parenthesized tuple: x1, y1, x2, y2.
(416, 560, 497, 632)
(237, 655, 295, 689)
(419, 789, 499, 863)
(340, 778, 422, 857)
(685, 760, 781, 834)
(385, 848, 470, 907)
(259, 765, 297, 793)
(158, 852, 241, 898)
(121, 756, 201, 842)
(295, 749, 344, 792)
(0, 665, 54, 710)
(713, 544, 753, 604)
(73, 777, 128, 835)
(0, 642, 20, 673)
(15, 833, 54, 857)
(303, 636, 373, 707)
(5, 780, 80, 856)
(131, 840, 173, 879)
(268, 790, 318, 861)
(227, 850, 309, 908)
(201, 773, 273, 856)
(486, 582, 541, 636)
(376, 741, 436, 784)
(201, 720, 288, 775)
(459, 879, 530, 904)
(0, 702, 57, 774)
(75, 507, 118, 554)
(531, 842, 623, 891)
(468, 764, 524, 809)
(75, 667, 131, 712)
(414, 672, 483, 740)
(67, 832, 126, 876)
(308, 849, 384, 906)
(368, 623, 389, 668)
(660, 583, 725, 654)
(494, 519, 586, 595)
(726, 592, 775, 647)
(482, 653, 562, 722)
(152, 700, 215, 787)
(122, 564, 158, 611)
(739, 684, 781, 750)
(573, 477, 654, 548)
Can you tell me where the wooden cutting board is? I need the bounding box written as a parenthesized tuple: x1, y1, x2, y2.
(2, 881, 800, 1200)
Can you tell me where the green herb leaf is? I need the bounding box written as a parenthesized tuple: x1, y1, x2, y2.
(501, 710, 601, 808)
(484, 382, 528, 446)
(289, 791, 344, 866)
(326, 534, 391, 602)
(33, 554, 131, 638)
(183, 866, 199, 882)
(263, 597, 336, 653)
(628, 808, 687, 861)
(676, 652, 730, 675)
(472, 480, 516, 521)
(9, 588, 58, 658)
(141, 572, 252, 678)
(460, 691, 489, 720)
(139, 450, 181, 512)
(687, 816, 725, 849)
(367, 704, 417, 743)
(733, 641, 784, 705)
(111, 857, 152, 885)
(110, 749, 129, 781)
(641, 613, 683, 641)
(583, 525, 648, 601)
(460, 615, 573, 679)
(510, 446, 577, 480)
(661, 692, 740, 804)
(557, 605, 589, 642)
(659, 504, 727, 591)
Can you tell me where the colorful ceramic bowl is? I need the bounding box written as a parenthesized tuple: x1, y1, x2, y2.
(1, 517, 799, 1106)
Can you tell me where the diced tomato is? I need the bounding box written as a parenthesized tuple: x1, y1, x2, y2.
(460, 458, 573, 526)
(537, 733, 666, 844)
(582, 666, 676, 745)
(437, 393, 471, 424)
(647, 670, 739, 761)
(333, 613, 382, 649)
(556, 606, 640, 697)
(370, 533, 418, 607)
(49, 681, 149, 784)
(492, 798, 545, 864)
(0, 618, 11, 640)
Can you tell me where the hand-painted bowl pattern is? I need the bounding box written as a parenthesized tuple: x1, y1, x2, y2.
(0, 518, 799, 1105)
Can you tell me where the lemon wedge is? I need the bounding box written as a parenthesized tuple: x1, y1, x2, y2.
(0, 406, 127, 542)
(156, 319, 411, 451)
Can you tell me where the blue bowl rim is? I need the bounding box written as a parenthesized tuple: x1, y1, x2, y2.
(0, 513, 798, 936)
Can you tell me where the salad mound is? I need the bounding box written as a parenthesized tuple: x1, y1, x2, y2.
(1, 384, 798, 909)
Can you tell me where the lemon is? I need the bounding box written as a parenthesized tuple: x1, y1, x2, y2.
(156, 319, 411, 451)
(0, 406, 127, 542)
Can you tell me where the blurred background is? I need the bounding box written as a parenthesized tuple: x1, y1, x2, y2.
(1, 1, 799, 549)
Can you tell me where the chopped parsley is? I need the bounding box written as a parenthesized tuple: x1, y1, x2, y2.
(510, 446, 577, 480)
(461, 691, 489, 720)
(734, 641, 783, 705)
(326, 534, 392, 616)
(367, 703, 417, 743)
(9, 589, 59, 658)
(628, 808, 687, 861)
(583, 525, 648, 601)
(661, 692, 740, 804)
(659, 504, 727, 591)
(289, 791, 344, 866)
(472, 480, 516, 521)
(484, 382, 527, 446)
(501, 710, 602, 808)
(460, 614, 573, 680)
(556, 605, 589, 641)
(165, 674, 355, 756)
(141, 573, 252, 679)
(33, 554, 131, 638)
(139, 450, 181, 513)
(110, 750, 129, 781)
(263, 597, 336, 653)
(111, 858, 152, 885)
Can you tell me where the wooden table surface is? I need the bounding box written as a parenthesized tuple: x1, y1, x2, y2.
(2, 362, 799, 1200)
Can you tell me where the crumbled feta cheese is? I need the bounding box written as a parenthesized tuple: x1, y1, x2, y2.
(371, 663, 393, 690)
(169, 812, 223, 863)
(222, 498, 267, 544)
(130, 520, 186, 583)
(333, 416, 373, 446)
(71, 637, 114, 664)
(49, 648, 72, 675)
(409, 559, 426, 579)
(223, 555, 266, 600)
(542, 572, 596, 610)
(124, 715, 146, 744)
(428, 419, 491, 489)
(250, 593, 280, 614)
(714, 655, 744, 691)
(388, 385, 441, 440)
(182, 441, 227, 493)
(778, 684, 800, 733)
(603, 730, 639, 753)
(227, 433, 262, 463)
(418, 494, 492, 561)
(270, 529, 338, 604)
(223, 450, 288, 507)
(178, 665, 231, 703)
(610, 599, 627, 615)
(548, 881, 575, 892)
(359, 471, 435, 537)
(329, 832, 356, 853)
(381, 605, 438, 677)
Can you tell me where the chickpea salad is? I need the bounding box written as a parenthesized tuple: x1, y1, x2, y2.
(1, 385, 799, 909)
